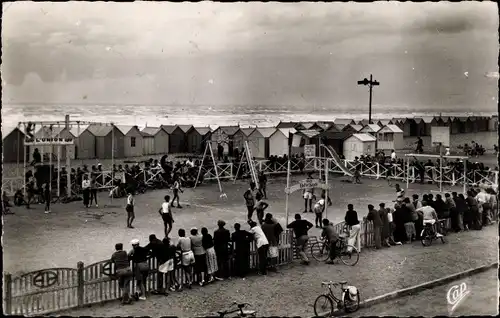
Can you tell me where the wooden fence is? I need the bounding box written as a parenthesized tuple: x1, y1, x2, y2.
(3, 231, 293, 316)
(2, 158, 498, 196)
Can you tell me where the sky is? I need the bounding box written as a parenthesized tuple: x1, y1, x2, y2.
(2, 1, 499, 112)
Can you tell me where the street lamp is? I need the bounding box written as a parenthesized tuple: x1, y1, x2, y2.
(357, 74, 380, 125)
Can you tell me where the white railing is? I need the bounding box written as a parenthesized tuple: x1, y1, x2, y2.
(3, 158, 498, 196)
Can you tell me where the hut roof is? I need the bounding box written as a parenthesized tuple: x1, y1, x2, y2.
(350, 133, 377, 142)
(361, 124, 381, 133)
(87, 124, 114, 137)
(298, 129, 321, 138)
(193, 127, 212, 135)
(115, 125, 137, 135)
(379, 124, 403, 133)
(178, 125, 194, 133)
(255, 127, 277, 138)
(141, 127, 162, 135)
(69, 124, 90, 137)
(239, 128, 256, 136)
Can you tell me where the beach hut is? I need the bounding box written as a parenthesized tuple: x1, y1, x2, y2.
(319, 124, 352, 155)
(141, 131, 155, 155)
(376, 125, 404, 152)
(395, 118, 411, 136)
(2, 127, 27, 163)
(342, 124, 363, 135)
(35, 125, 80, 160)
(376, 119, 393, 126)
(161, 125, 189, 154)
(232, 127, 255, 153)
(141, 127, 170, 155)
(87, 124, 125, 159)
(268, 128, 297, 157)
(69, 125, 96, 160)
(332, 119, 355, 131)
(116, 125, 144, 158)
(359, 124, 381, 136)
(295, 129, 322, 156)
(343, 133, 376, 161)
(488, 115, 498, 131)
(211, 126, 240, 155)
(276, 121, 300, 129)
(247, 127, 276, 159)
(186, 127, 212, 154)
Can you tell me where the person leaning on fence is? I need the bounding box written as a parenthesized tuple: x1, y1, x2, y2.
(145, 234, 168, 296)
(366, 204, 383, 249)
(402, 198, 417, 242)
(128, 239, 150, 300)
(231, 223, 252, 278)
(261, 213, 283, 272)
(177, 228, 194, 289)
(248, 220, 270, 275)
(287, 213, 313, 265)
(111, 243, 132, 305)
(190, 227, 208, 286)
(213, 220, 231, 280)
(321, 219, 340, 264)
(161, 237, 180, 292)
(201, 227, 218, 283)
(344, 204, 361, 253)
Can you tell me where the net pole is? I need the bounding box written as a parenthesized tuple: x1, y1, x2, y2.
(23, 123, 27, 198)
(111, 123, 115, 205)
(57, 122, 61, 198)
(439, 143, 443, 193)
(49, 128, 53, 204)
(324, 158, 329, 220)
(406, 156, 410, 190)
(463, 158, 467, 195)
(40, 122, 44, 164)
(16, 124, 20, 181)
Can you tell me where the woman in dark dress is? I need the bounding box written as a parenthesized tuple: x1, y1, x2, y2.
(392, 203, 408, 243)
(455, 194, 468, 232)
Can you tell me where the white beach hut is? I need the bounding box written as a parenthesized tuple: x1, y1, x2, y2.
(343, 133, 377, 161)
(247, 127, 277, 159)
(376, 124, 404, 151)
(269, 128, 297, 157)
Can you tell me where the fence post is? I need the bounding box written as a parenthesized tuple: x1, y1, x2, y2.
(363, 219, 368, 248)
(77, 261, 84, 307)
(4, 273, 12, 315)
(376, 163, 380, 179)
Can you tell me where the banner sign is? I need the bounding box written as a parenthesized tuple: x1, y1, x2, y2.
(285, 178, 330, 194)
(304, 144, 316, 158)
(25, 137, 74, 146)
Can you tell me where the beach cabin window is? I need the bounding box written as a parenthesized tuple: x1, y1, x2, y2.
(131, 137, 136, 147)
(351, 144, 356, 151)
(367, 144, 372, 152)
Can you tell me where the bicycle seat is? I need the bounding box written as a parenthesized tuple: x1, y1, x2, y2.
(339, 281, 347, 285)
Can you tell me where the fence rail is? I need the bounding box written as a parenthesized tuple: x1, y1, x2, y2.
(2, 158, 498, 196)
(4, 231, 293, 316)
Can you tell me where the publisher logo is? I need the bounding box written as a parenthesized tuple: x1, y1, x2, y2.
(447, 282, 470, 314)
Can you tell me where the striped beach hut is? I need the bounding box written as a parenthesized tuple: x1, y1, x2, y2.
(141, 131, 155, 155)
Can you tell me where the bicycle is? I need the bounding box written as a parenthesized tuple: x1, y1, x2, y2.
(310, 233, 359, 266)
(207, 302, 257, 317)
(421, 222, 446, 246)
(313, 281, 360, 317)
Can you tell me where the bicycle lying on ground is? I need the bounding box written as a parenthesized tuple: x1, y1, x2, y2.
(421, 222, 446, 246)
(205, 302, 257, 317)
(310, 227, 359, 266)
(314, 281, 360, 316)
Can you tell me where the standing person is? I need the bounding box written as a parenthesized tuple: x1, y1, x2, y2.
(475, 188, 492, 226)
(302, 173, 315, 213)
(392, 202, 408, 244)
(379, 203, 393, 246)
(126, 191, 135, 229)
(394, 184, 405, 203)
(172, 176, 183, 208)
(366, 204, 382, 249)
(90, 173, 98, 208)
(128, 239, 149, 300)
(213, 220, 231, 280)
(82, 175, 91, 208)
(455, 193, 467, 232)
(176, 229, 194, 289)
(445, 193, 458, 230)
(201, 227, 217, 284)
(314, 197, 326, 228)
(416, 137, 423, 153)
(412, 194, 422, 210)
(344, 204, 361, 253)
(110, 243, 132, 305)
(190, 228, 207, 286)
(160, 195, 174, 237)
(145, 234, 168, 296)
(254, 192, 269, 224)
(402, 199, 416, 243)
(466, 191, 481, 230)
(43, 183, 51, 214)
(244, 182, 256, 220)
(416, 201, 443, 237)
(261, 213, 283, 271)
(161, 237, 180, 292)
(248, 220, 270, 275)
(487, 188, 498, 222)
(287, 213, 314, 265)
(231, 223, 252, 278)
(258, 171, 268, 199)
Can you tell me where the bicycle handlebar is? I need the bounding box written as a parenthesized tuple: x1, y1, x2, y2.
(321, 281, 346, 286)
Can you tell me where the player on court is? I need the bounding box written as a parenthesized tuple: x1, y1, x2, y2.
(160, 195, 174, 237)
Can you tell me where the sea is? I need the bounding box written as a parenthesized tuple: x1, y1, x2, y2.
(1, 103, 496, 133)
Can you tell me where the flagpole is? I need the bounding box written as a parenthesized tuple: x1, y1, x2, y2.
(285, 133, 291, 226)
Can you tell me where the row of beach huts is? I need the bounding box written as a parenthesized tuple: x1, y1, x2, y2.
(2, 115, 498, 162)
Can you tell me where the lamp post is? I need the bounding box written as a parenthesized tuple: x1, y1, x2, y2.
(357, 74, 380, 125)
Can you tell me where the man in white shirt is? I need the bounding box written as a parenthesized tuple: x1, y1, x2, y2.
(185, 157, 195, 168)
(82, 175, 91, 208)
(416, 201, 443, 237)
(126, 191, 135, 228)
(390, 150, 397, 161)
(475, 188, 492, 225)
(248, 220, 269, 275)
(159, 195, 174, 237)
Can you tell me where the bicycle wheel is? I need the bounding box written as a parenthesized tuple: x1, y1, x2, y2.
(343, 289, 361, 313)
(314, 294, 334, 317)
(421, 229, 433, 246)
(311, 242, 330, 262)
(339, 245, 359, 266)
